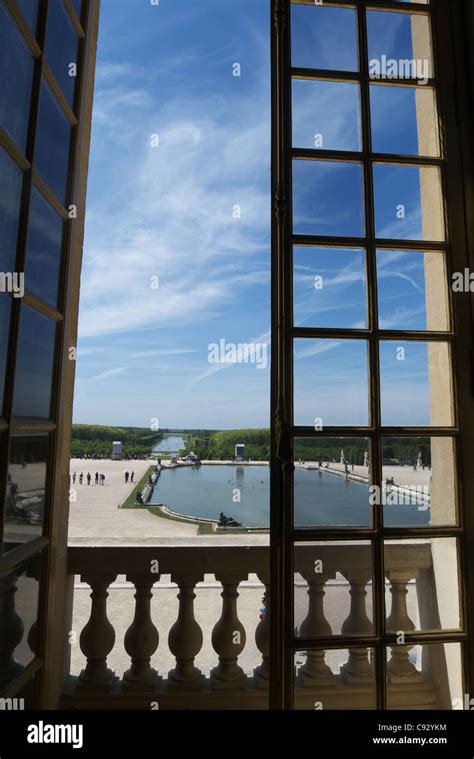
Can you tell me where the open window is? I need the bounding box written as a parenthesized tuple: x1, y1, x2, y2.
(0, 0, 473, 719)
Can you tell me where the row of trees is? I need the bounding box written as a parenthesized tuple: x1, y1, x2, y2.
(71, 425, 163, 459)
(185, 432, 431, 466)
(184, 429, 271, 461)
(71, 425, 431, 465)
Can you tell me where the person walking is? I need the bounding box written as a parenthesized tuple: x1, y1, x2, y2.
(125, 471, 129, 484)
(72, 471, 76, 485)
(87, 473, 91, 485)
(101, 473, 105, 486)
(131, 471, 135, 483)
(95, 472, 99, 485)
(79, 473, 83, 485)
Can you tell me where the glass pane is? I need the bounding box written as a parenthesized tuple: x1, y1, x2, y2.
(294, 649, 376, 709)
(44, 0, 79, 108)
(370, 85, 440, 157)
(24, 187, 64, 308)
(382, 437, 457, 527)
(373, 164, 445, 241)
(379, 341, 454, 427)
(294, 339, 369, 427)
(385, 538, 461, 632)
(292, 79, 361, 152)
(12, 306, 56, 419)
(0, 147, 23, 273)
(367, 11, 433, 81)
(293, 246, 367, 329)
(377, 249, 450, 332)
(291, 5, 359, 72)
(16, 671, 40, 709)
(295, 542, 374, 638)
(293, 160, 365, 238)
(4, 435, 49, 550)
(387, 643, 462, 710)
(0, 294, 12, 415)
(34, 81, 72, 204)
(0, 554, 42, 690)
(71, 0, 83, 21)
(294, 438, 371, 527)
(0, 2, 34, 151)
(15, 0, 40, 34)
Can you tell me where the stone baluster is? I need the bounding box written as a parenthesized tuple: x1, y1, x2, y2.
(340, 568, 373, 684)
(386, 570, 422, 683)
(211, 571, 247, 690)
(0, 570, 24, 688)
(123, 573, 159, 689)
(254, 569, 270, 688)
(168, 571, 204, 690)
(298, 569, 336, 687)
(78, 573, 117, 689)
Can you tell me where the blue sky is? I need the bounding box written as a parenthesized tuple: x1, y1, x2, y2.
(73, 0, 446, 430)
(73, 0, 271, 428)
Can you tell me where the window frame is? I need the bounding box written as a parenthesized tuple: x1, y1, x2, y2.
(270, 0, 474, 710)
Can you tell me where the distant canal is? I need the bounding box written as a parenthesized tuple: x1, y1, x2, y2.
(152, 435, 186, 455)
(150, 465, 430, 528)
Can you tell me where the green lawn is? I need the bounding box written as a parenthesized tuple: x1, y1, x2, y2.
(121, 466, 155, 509)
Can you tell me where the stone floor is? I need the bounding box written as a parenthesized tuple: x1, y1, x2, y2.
(68, 458, 198, 540)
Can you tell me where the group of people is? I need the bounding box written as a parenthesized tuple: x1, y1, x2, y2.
(124, 471, 135, 483)
(72, 471, 106, 486)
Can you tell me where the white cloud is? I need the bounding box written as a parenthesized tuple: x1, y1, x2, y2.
(79, 87, 270, 339)
(89, 367, 128, 382)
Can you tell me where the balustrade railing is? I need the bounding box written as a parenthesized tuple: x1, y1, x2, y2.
(0, 542, 448, 709)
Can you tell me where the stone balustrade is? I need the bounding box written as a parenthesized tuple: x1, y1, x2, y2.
(0, 542, 448, 709)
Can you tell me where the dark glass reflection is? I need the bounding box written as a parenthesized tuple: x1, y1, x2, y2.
(0, 3, 34, 151)
(293, 160, 365, 238)
(0, 295, 12, 416)
(71, 0, 83, 22)
(370, 85, 439, 157)
(12, 307, 56, 419)
(291, 4, 359, 72)
(45, 0, 79, 108)
(16, 672, 40, 709)
(292, 79, 361, 152)
(0, 147, 23, 273)
(0, 553, 41, 691)
(3, 436, 49, 551)
(34, 82, 72, 204)
(24, 188, 64, 308)
(15, 0, 40, 35)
